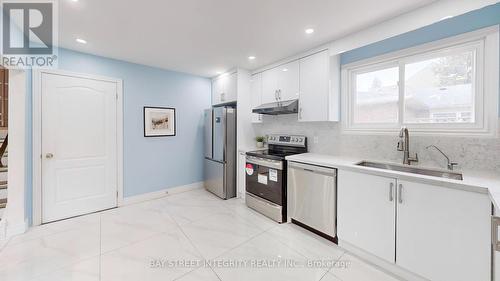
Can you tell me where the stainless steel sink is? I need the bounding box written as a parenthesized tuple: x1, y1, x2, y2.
(356, 161, 463, 180)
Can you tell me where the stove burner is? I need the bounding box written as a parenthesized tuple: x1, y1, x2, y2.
(245, 149, 302, 160)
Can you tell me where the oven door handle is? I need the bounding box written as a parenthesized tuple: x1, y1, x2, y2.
(246, 156, 283, 170)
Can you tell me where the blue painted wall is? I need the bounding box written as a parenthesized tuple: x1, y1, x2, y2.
(341, 3, 500, 64)
(25, 49, 211, 224)
(340, 3, 500, 117)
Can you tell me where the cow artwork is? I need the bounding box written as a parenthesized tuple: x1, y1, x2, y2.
(144, 106, 176, 137)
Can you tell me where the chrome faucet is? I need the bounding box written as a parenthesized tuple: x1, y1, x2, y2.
(426, 145, 458, 171)
(397, 127, 418, 165)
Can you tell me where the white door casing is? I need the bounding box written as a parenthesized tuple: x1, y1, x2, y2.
(33, 70, 123, 225)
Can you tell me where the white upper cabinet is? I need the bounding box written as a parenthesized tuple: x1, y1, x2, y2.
(276, 60, 299, 102)
(255, 49, 339, 122)
(299, 50, 336, 122)
(225, 72, 237, 102)
(212, 72, 237, 105)
(212, 78, 222, 105)
(261, 60, 300, 104)
(261, 67, 279, 104)
(250, 73, 263, 123)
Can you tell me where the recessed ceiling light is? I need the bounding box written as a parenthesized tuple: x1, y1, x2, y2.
(305, 28, 315, 34)
(216, 71, 222, 75)
(248, 56, 256, 60)
(70, 0, 79, 2)
(282, 68, 288, 72)
(440, 15, 453, 21)
(76, 38, 87, 44)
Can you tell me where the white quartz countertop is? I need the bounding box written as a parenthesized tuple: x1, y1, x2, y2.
(285, 153, 500, 209)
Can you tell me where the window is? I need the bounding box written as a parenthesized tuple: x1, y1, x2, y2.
(342, 27, 499, 136)
(353, 66, 399, 124)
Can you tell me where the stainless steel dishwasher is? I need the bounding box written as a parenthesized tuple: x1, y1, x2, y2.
(287, 161, 337, 239)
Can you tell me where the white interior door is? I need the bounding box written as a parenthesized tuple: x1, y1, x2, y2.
(41, 72, 118, 223)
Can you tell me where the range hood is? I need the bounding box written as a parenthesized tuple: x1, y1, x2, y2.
(252, 99, 298, 115)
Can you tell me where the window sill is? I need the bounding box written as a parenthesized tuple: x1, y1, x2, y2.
(341, 125, 498, 138)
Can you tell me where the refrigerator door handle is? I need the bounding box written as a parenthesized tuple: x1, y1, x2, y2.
(204, 157, 225, 164)
(223, 107, 227, 162)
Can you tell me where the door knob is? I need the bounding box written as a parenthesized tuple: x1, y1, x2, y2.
(45, 153, 54, 159)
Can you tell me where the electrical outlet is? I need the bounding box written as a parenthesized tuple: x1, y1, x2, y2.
(313, 136, 319, 144)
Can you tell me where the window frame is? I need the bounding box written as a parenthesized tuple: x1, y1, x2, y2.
(341, 26, 499, 137)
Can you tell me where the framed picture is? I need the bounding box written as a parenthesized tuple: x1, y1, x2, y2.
(143, 106, 176, 137)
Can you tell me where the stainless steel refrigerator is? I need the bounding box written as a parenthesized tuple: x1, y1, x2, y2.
(204, 106, 236, 199)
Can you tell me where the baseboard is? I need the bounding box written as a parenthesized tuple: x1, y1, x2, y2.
(0, 218, 28, 242)
(6, 219, 29, 237)
(338, 239, 427, 281)
(0, 219, 6, 241)
(121, 181, 204, 206)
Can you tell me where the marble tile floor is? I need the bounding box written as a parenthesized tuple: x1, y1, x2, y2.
(0, 188, 400, 281)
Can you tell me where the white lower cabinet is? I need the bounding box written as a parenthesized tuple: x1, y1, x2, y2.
(337, 170, 396, 262)
(237, 151, 247, 199)
(338, 170, 491, 281)
(494, 206, 500, 281)
(396, 180, 490, 281)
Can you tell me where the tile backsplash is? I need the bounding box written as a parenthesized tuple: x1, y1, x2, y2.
(253, 115, 500, 172)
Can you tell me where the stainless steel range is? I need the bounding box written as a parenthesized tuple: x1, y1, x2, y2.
(245, 134, 307, 223)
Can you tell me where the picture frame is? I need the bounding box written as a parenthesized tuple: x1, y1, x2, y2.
(143, 106, 176, 137)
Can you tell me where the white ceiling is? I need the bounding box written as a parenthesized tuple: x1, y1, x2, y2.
(59, 0, 438, 77)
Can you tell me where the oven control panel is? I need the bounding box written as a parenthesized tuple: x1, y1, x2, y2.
(267, 134, 306, 147)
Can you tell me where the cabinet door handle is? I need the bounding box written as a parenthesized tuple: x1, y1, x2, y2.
(278, 89, 282, 100)
(274, 90, 278, 101)
(398, 184, 403, 204)
(389, 182, 394, 202)
(299, 107, 303, 120)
